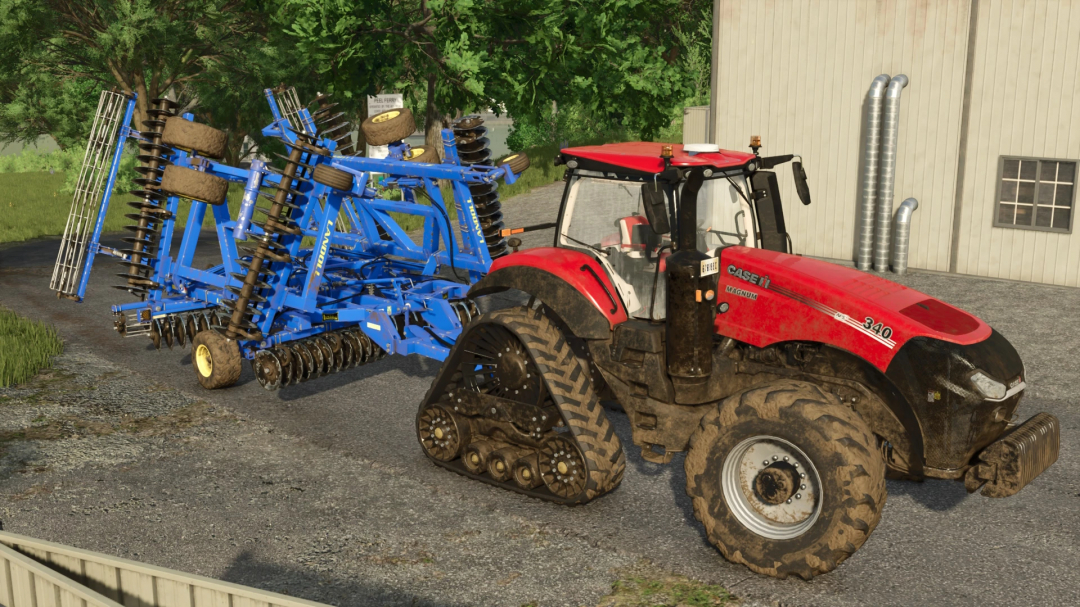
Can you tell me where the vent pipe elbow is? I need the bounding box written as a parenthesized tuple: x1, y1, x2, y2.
(892, 197, 919, 275)
(873, 74, 909, 272)
(857, 74, 891, 271)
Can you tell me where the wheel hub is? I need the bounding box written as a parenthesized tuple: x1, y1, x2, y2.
(494, 346, 529, 388)
(754, 464, 798, 504)
(722, 436, 822, 540)
(195, 344, 213, 377)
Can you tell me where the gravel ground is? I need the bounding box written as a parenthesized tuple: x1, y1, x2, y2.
(0, 181, 1078, 607)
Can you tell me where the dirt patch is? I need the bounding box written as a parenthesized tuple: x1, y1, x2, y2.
(0, 344, 234, 477)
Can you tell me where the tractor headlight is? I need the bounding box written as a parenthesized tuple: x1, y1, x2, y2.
(970, 371, 1007, 400)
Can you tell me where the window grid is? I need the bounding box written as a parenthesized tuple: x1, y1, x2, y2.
(994, 157, 1075, 234)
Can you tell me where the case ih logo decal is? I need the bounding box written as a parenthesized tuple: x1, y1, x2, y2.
(727, 265, 770, 288)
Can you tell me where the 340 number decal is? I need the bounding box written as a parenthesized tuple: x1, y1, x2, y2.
(863, 317, 893, 340)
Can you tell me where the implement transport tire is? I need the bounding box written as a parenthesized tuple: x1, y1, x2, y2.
(312, 164, 354, 191)
(161, 117, 228, 159)
(161, 165, 228, 205)
(404, 145, 440, 164)
(499, 152, 530, 175)
(362, 108, 416, 146)
(191, 330, 242, 390)
(685, 380, 886, 580)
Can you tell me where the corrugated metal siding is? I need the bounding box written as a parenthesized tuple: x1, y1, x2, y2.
(713, 0, 971, 269)
(682, 106, 711, 144)
(0, 532, 331, 607)
(954, 0, 1080, 286)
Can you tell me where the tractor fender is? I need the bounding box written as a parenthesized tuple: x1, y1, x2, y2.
(470, 248, 629, 339)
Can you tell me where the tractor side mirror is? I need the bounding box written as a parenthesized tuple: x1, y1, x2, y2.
(793, 161, 811, 205)
(641, 182, 671, 235)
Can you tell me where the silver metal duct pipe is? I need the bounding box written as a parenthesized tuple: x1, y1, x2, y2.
(873, 74, 909, 272)
(857, 74, 891, 271)
(892, 198, 919, 275)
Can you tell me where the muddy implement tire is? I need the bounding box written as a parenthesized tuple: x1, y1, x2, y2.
(191, 330, 242, 389)
(161, 117, 228, 159)
(312, 164, 354, 191)
(685, 380, 886, 580)
(499, 152, 531, 175)
(417, 305, 625, 505)
(361, 108, 416, 146)
(404, 145, 440, 164)
(160, 165, 229, 205)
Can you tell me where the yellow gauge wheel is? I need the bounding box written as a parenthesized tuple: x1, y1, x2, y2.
(372, 110, 400, 124)
(195, 344, 213, 377)
(406, 146, 425, 159)
(190, 330, 241, 389)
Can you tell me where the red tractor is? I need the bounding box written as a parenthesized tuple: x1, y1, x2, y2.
(416, 141, 1060, 579)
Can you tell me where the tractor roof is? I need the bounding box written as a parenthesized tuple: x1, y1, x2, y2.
(559, 142, 756, 175)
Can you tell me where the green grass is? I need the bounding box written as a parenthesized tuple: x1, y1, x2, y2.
(0, 307, 65, 388)
(0, 172, 244, 244)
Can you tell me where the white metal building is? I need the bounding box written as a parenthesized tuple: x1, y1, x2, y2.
(691, 0, 1080, 286)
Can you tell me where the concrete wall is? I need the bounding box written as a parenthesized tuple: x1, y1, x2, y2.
(712, 0, 973, 269)
(953, 0, 1080, 286)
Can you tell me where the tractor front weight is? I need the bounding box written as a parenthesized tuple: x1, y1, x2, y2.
(52, 88, 527, 390)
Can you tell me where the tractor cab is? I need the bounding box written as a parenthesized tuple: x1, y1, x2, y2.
(554, 142, 810, 319)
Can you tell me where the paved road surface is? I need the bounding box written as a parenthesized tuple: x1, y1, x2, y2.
(0, 182, 1077, 606)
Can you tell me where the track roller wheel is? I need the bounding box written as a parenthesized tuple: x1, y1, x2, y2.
(684, 380, 886, 580)
(489, 447, 526, 482)
(417, 404, 471, 462)
(513, 454, 543, 489)
(463, 441, 499, 475)
(191, 331, 241, 390)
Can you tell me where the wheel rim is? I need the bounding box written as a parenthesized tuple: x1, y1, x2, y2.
(721, 435, 822, 540)
(373, 110, 399, 124)
(195, 344, 213, 377)
(456, 324, 544, 406)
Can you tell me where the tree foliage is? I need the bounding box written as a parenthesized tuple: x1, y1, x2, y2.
(282, 0, 702, 150)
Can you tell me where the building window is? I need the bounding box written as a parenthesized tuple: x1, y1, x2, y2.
(995, 157, 1075, 233)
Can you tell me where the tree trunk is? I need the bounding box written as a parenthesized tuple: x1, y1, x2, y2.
(354, 96, 367, 156)
(424, 73, 445, 159)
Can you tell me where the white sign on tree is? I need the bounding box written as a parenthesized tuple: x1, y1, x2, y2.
(366, 94, 405, 159)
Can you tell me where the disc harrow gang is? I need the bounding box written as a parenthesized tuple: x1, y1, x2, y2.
(114, 309, 228, 350)
(417, 306, 626, 505)
(251, 327, 386, 390)
(117, 97, 177, 298)
(453, 115, 508, 259)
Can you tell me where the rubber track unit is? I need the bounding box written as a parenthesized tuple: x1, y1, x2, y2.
(684, 380, 886, 579)
(418, 306, 625, 505)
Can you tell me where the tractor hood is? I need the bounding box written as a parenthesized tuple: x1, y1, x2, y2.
(715, 247, 992, 370)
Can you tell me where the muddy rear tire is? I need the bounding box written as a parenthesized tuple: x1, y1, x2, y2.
(685, 380, 886, 580)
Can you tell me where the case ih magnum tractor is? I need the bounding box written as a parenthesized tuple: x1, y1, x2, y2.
(418, 141, 1060, 579)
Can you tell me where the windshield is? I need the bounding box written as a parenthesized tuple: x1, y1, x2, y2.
(558, 172, 754, 319)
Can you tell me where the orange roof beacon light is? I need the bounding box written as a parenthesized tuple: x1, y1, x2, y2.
(750, 135, 762, 156)
(660, 145, 674, 159)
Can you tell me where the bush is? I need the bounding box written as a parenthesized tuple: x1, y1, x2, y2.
(0, 144, 139, 195)
(0, 307, 64, 387)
